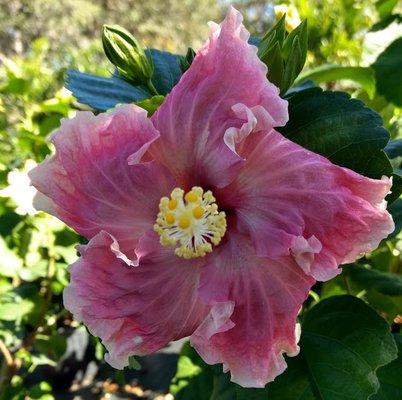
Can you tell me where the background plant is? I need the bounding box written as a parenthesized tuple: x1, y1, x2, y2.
(0, 0, 401, 399)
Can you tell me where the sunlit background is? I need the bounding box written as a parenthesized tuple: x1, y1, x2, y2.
(0, 0, 401, 399)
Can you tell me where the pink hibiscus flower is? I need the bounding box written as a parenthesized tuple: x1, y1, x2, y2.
(29, 7, 394, 388)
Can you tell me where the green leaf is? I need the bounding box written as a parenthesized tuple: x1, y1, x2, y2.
(344, 263, 402, 296)
(376, 0, 399, 18)
(387, 198, 402, 238)
(258, 15, 287, 58)
(0, 297, 34, 321)
(259, 42, 284, 90)
(171, 297, 398, 400)
(170, 342, 214, 400)
(297, 65, 376, 98)
(66, 49, 181, 111)
(373, 37, 402, 106)
(135, 95, 165, 116)
(279, 87, 392, 179)
(264, 296, 398, 400)
(387, 173, 402, 204)
(19, 260, 48, 282)
(282, 19, 308, 64)
(385, 139, 402, 159)
(35, 333, 67, 361)
(0, 237, 22, 278)
(146, 49, 182, 95)
(371, 334, 402, 399)
(66, 70, 151, 111)
(128, 355, 141, 370)
(281, 36, 303, 94)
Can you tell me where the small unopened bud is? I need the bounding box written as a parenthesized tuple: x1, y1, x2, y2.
(102, 25, 153, 86)
(258, 11, 308, 95)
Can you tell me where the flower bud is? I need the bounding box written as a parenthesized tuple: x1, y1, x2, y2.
(257, 12, 308, 95)
(102, 25, 153, 86)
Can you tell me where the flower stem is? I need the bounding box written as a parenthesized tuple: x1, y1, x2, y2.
(0, 340, 15, 400)
(147, 79, 159, 96)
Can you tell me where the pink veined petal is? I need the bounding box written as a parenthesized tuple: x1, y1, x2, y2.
(191, 232, 314, 388)
(150, 6, 288, 189)
(64, 230, 208, 369)
(29, 104, 176, 256)
(220, 129, 394, 280)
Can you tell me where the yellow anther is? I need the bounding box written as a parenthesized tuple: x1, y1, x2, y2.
(184, 191, 198, 203)
(193, 205, 204, 219)
(178, 216, 190, 229)
(154, 186, 227, 259)
(165, 213, 175, 225)
(168, 198, 177, 210)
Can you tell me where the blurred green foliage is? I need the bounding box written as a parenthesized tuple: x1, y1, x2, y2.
(0, 0, 401, 399)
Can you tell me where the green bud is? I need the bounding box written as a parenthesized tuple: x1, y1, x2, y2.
(258, 15, 308, 95)
(179, 47, 196, 72)
(258, 14, 286, 59)
(102, 24, 154, 86)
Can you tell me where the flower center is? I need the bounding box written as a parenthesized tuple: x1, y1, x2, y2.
(154, 187, 227, 259)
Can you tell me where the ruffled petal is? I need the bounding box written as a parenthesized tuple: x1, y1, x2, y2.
(64, 230, 208, 369)
(29, 105, 175, 255)
(191, 232, 314, 388)
(221, 129, 394, 280)
(150, 7, 287, 189)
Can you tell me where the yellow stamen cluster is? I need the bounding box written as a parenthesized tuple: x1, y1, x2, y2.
(154, 187, 227, 259)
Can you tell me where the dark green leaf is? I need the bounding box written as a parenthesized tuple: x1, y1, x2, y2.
(258, 15, 286, 58)
(387, 173, 402, 204)
(260, 42, 284, 90)
(66, 70, 150, 111)
(344, 263, 402, 296)
(387, 198, 402, 237)
(373, 37, 402, 106)
(282, 20, 308, 64)
(279, 87, 392, 179)
(66, 49, 182, 111)
(285, 80, 317, 96)
(146, 49, 182, 95)
(265, 296, 398, 400)
(297, 65, 376, 98)
(385, 139, 402, 159)
(281, 36, 303, 94)
(371, 334, 402, 399)
(171, 297, 398, 400)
